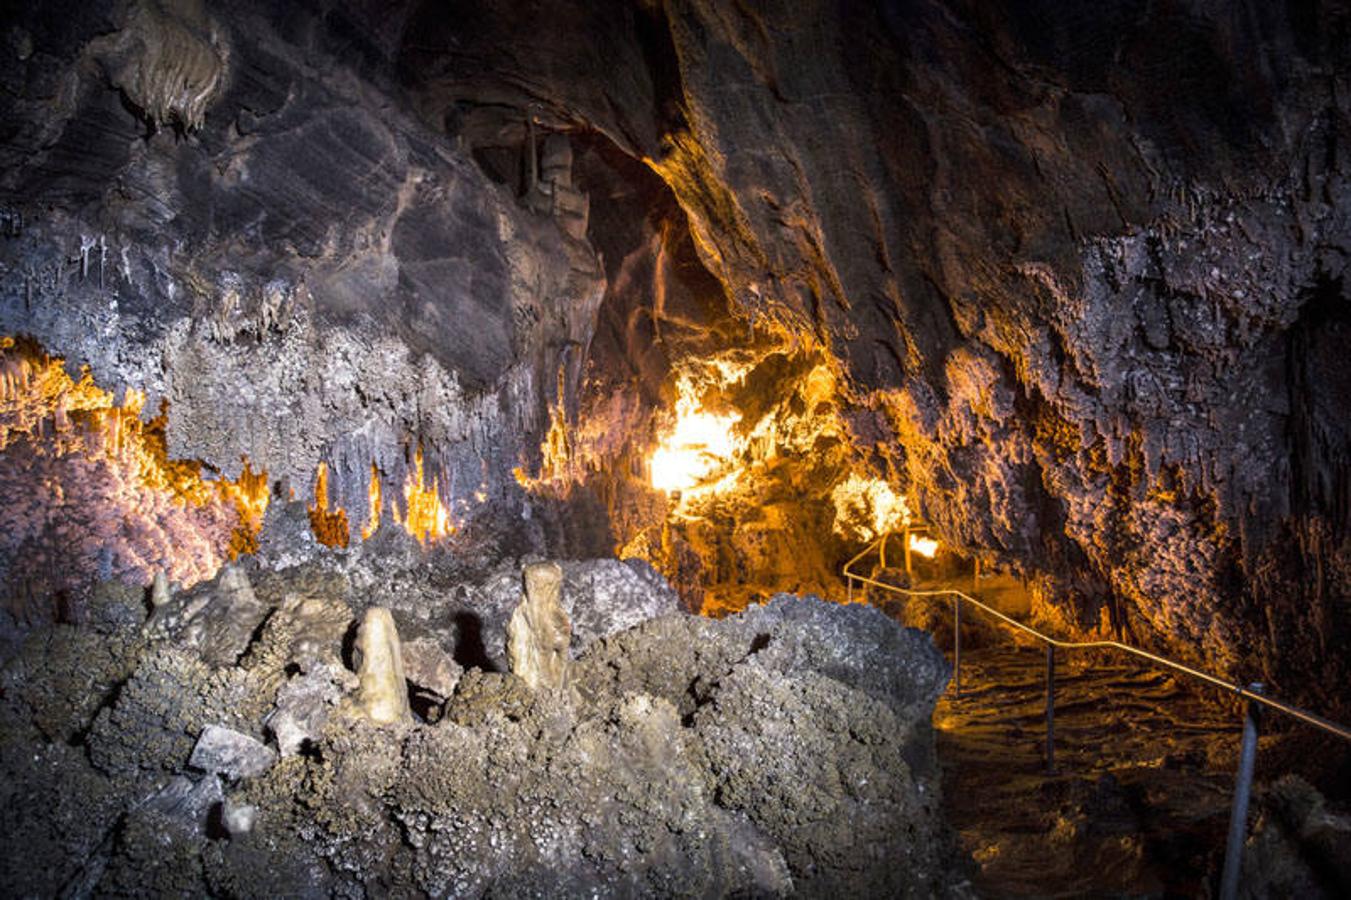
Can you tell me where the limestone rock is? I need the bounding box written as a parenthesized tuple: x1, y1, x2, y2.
(559, 558, 683, 650)
(273, 590, 352, 672)
(151, 565, 271, 668)
(454, 558, 681, 675)
(267, 662, 355, 757)
(401, 636, 462, 701)
(189, 724, 276, 779)
(144, 774, 223, 835)
(506, 562, 571, 691)
(151, 570, 172, 610)
(91, 0, 227, 132)
(354, 607, 409, 725)
(221, 800, 258, 837)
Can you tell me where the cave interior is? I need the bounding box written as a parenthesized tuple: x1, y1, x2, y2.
(0, 0, 1349, 896)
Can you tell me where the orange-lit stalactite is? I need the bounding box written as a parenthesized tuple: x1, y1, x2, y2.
(362, 463, 382, 540)
(395, 448, 453, 545)
(308, 461, 350, 548)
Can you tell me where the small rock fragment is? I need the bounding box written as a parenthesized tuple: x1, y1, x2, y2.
(221, 800, 257, 836)
(268, 662, 355, 756)
(144, 774, 223, 834)
(401, 636, 462, 700)
(189, 724, 277, 779)
(354, 607, 410, 724)
(506, 561, 572, 691)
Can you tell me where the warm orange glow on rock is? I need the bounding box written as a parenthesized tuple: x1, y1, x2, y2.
(831, 473, 912, 541)
(395, 448, 453, 545)
(909, 533, 940, 558)
(362, 464, 382, 540)
(309, 462, 350, 548)
(0, 336, 270, 588)
(224, 461, 271, 556)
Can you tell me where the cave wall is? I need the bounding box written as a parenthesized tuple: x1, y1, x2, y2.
(0, 0, 608, 583)
(395, 0, 1351, 709)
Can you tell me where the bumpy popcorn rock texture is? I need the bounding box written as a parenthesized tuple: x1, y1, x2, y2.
(0, 562, 959, 897)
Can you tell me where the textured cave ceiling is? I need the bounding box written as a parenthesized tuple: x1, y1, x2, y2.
(0, 0, 1349, 718)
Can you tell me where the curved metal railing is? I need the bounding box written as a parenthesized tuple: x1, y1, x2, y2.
(844, 533, 1351, 741)
(843, 530, 1351, 900)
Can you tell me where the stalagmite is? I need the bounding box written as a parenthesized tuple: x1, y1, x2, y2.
(150, 569, 171, 610)
(354, 607, 410, 724)
(506, 561, 572, 691)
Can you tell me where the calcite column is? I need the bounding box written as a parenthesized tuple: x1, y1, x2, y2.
(355, 607, 410, 724)
(507, 562, 572, 691)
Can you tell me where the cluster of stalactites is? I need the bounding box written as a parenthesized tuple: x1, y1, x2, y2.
(0, 336, 269, 591)
(93, 0, 228, 132)
(307, 445, 460, 548)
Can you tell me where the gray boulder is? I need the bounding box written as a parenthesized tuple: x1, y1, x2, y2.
(188, 725, 276, 779)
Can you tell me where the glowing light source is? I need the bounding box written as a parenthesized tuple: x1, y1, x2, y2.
(395, 447, 453, 545)
(830, 473, 912, 541)
(908, 533, 939, 558)
(650, 377, 742, 493)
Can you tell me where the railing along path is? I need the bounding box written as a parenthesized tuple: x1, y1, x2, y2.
(843, 530, 1351, 900)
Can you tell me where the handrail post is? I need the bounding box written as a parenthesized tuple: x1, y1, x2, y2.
(847, 574, 853, 604)
(1045, 644, 1056, 774)
(953, 596, 961, 696)
(1219, 683, 1262, 900)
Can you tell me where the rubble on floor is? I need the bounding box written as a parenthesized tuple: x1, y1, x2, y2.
(0, 560, 961, 897)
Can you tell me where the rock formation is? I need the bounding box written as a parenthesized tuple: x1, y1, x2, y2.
(150, 570, 172, 610)
(353, 607, 410, 725)
(0, 1, 1349, 893)
(0, 563, 959, 896)
(188, 724, 276, 780)
(506, 561, 572, 692)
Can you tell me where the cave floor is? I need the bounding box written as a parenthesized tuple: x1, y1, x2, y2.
(932, 644, 1243, 897)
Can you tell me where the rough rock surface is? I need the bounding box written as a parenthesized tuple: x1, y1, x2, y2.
(149, 564, 269, 667)
(560, 557, 686, 644)
(189, 724, 277, 780)
(353, 607, 410, 725)
(1239, 775, 1351, 899)
(2, 0, 1345, 716)
(0, 0, 603, 595)
(506, 561, 572, 692)
(401, 634, 462, 701)
(0, 566, 959, 897)
(402, 0, 1351, 713)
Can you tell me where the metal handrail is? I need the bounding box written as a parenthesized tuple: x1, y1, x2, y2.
(843, 532, 1351, 742)
(844, 530, 1351, 898)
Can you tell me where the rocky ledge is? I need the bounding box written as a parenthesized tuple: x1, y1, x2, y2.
(0, 559, 957, 897)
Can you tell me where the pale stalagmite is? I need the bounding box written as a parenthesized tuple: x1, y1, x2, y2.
(355, 607, 410, 724)
(150, 569, 171, 609)
(507, 562, 572, 691)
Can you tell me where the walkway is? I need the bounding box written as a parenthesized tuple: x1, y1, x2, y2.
(933, 643, 1239, 896)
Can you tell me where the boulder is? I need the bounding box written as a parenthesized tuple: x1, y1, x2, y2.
(150, 565, 271, 668)
(268, 662, 355, 756)
(188, 724, 276, 779)
(401, 636, 462, 701)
